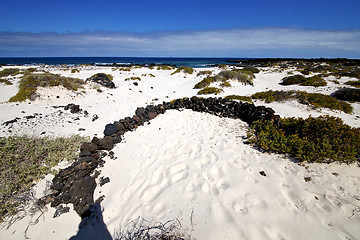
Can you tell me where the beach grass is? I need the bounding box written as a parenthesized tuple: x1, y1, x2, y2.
(0, 68, 21, 78)
(197, 87, 223, 95)
(171, 66, 194, 75)
(9, 73, 85, 102)
(0, 135, 88, 222)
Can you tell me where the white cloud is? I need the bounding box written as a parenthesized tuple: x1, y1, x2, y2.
(0, 27, 359, 57)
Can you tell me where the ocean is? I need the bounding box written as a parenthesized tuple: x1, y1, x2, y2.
(0, 57, 246, 68)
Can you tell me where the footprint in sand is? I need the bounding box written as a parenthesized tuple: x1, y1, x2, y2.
(210, 199, 234, 224)
(232, 201, 249, 215)
(283, 191, 308, 213)
(263, 226, 286, 240)
(167, 162, 189, 183)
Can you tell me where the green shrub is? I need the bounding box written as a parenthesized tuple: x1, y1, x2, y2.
(280, 75, 307, 85)
(252, 90, 353, 113)
(345, 80, 360, 88)
(224, 95, 253, 103)
(125, 77, 141, 81)
(0, 135, 88, 222)
(193, 77, 215, 89)
(9, 73, 85, 102)
(0, 68, 21, 77)
(107, 74, 114, 81)
(25, 68, 37, 73)
(332, 88, 360, 102)
(252, 90, 297, 103)
(149, 74, 155, 78)
(242, 66, 260, 73)
(220, 81, 231, 87)
(300, 75, 327, 87)
(251, 116, 360, 163)
(71, 69, 80, 73)
(171, 66, 194, 75)
(197, 87, 223, 95)
(217, 70, 254, 85)
(157, 65, 174, 70)
(119, 67, 131, 72)
(0, 78, 13, 85)
(197, 70, 213, 77)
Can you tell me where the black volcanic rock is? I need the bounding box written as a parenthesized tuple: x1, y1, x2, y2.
(86, 73, 115, 88)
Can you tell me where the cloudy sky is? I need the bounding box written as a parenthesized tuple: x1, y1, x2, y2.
(1, 0, 359, 58)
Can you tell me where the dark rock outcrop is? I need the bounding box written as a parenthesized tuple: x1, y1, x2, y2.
(86, 73, 115, 88)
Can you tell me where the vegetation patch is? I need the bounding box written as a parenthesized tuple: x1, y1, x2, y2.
(0, 78, 13, 85)
(242, 66, 260, 73)
(194, 77, 215, 89)
(197, 87, 223, 95)
(125, 77, 141, 81)
(119, 67, 132, 72)
(220, 81, 231, 87)
(224, 95, 253, 103)
(71, 69, 80, 73)
(252, 90, 353, 113)
(280, 74, 327, 87)
(345, 80, 360, 88)
(171, 66, 194, 75)
(216, 70, 254, 85)
(157, 65, 174, 70)
(332, 88, 360, 102)
(0, 68, 21, 78)
(250, 116, 360, 163)
(0, 135, 88, 222)
(9, 73, 85, 102)
(280, 75, 307, 85)
(197, 70, 213, 77)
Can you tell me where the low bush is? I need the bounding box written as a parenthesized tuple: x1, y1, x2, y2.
(252, 90, 353, 113)
(107, 74, 114, 81)
(0, 68, 21, 78)
(171, 66, 194, 75)
(242, 66, 260, 73)
(193, 77, 215, 89)
(0, 135, 88, 222)
(280, 75, 307, 85)
(217, 70, 254, 85)
(332, 88, 360, 102)
(220, 81, 231, 87)
(250, 116, 360, 163)
(345, 80, 360, 88)
(157, 65, 174, 70)
(224, 95, 253, 103)
(0, 78, 13, 85)
(71, 69, 80, 73)
(125, 77, 141, 81)
(300, 75, 327, 87)
(252, 90, 297, 103)
(9, 73, 85, 102)
(197, 87, 223, 95)
(196, 70, 213, 77)
(119, 67, 132, 72)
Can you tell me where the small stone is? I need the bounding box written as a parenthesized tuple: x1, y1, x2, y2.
(304, 177, 311, 182)
(259, 171, 266, 177)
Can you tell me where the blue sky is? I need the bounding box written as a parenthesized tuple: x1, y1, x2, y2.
(1, 0, 359, 57)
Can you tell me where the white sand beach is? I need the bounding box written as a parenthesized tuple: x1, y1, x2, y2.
(0, 65, 359, 240)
